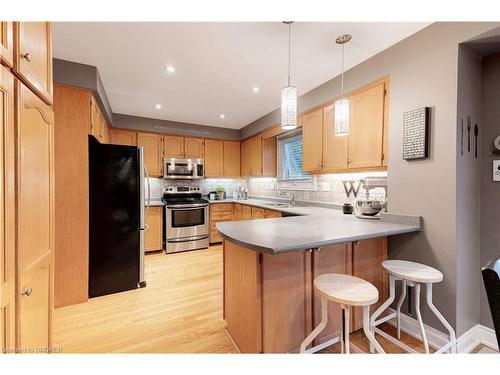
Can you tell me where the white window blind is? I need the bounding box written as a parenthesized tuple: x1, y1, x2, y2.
(277, 130, 311, 182)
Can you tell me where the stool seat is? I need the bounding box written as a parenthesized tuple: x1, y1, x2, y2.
(314, 273, 379, 307)
(382, 260, 443, 283)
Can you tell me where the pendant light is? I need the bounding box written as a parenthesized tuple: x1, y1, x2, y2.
(281, 21, 297, 130)
(334, 34, 352, 135)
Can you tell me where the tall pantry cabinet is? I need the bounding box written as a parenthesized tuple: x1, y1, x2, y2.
(1, 22, 54, 353)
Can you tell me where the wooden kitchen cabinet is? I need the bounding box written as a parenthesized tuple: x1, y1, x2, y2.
(205, 139, 224, 177)
(302, 108, 323, 173)
(109, 129, 137, 146)
(241, 138, 251, 176)
(138, 132, 163, 177)
(184, 137, 204, 158)
(13, 22, 53, 105)
(145, 206, 163, 252)
(312, 244, 351, 345)
(348, 82, 385, 169)
(250, 135, 263, 176)
(1, 22, 14, 67)
(16, 81, 54, 352)
(233, 204, 243, 221)
(1, 66, 15, 353)
(262, 137, 277, 177)
(251, 206, 266, 220)
(242, 205, 252, 220)
(351, 237, 388, 331)
(163, 135, 184, 158)
(210, 203, 233, 243)
(223, 141, 241, 177)
(322, 105, 348, 171)
(90, 94, 109, 143)
(265, 209, 282, 219)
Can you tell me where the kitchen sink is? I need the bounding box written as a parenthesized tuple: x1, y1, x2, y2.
(266, 203, 295, 208)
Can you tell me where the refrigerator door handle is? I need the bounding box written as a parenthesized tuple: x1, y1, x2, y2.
(144, 163, 151, 222)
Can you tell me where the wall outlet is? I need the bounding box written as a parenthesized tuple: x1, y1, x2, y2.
(322, 182, 330, 191)
(493, 160, 500, 181)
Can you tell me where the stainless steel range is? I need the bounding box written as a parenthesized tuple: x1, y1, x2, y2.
(162, 186, 209, 254)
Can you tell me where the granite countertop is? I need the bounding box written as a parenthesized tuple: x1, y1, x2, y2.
(216, 202, 421, 254)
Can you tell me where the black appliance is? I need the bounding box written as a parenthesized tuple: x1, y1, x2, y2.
(88, 136, 146, 298)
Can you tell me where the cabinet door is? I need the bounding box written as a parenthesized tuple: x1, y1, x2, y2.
(14, 22, 53, 105)
(242, 205, 252, 220)
(302, 109, 323, 173)
(138, 132, 163, 177)
(16, 82, 54, 352)
(205, 139, 224, 177)
(265, 209, 281, 219)
(250, 135, 262, 176)
(348, 83, 385, 169)
(382, 84, 389, 167)
(109, 129, 137, 146)
(322, 105, 348, 171)
(352, 237, 387, 331)
(184, 137, 204, 158)
(233, 204, 243, 221)
(0, 22, 14, 68)
(223, 141, 240, 177)
(262, 137, 277, 177)
(241, 139, 251, 177)
(312, 244, 351, 345)
(145, 206, 163, 252)
(163, 135, 184, 158)
(251, 207, 266, 220)
(90, 95, 103, 142)
(1, 67, 15, 352)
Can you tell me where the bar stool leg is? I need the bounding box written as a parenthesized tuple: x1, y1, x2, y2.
(425, 283, 457, 354)
(300, 296, 328, 353)
(396, 279, 407, 339)
(414, 283, 429, 353)
(343, 305, 350, 354)
(369, 275, 396, 353)
(363, 306, 385, 354)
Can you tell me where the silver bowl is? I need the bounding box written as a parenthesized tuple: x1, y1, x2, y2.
(356, 199, 383, 216)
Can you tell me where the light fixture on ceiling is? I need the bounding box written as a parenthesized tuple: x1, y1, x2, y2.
(334, 34, 352, 136)
(166, 65, 176, 74)
(252, 86, 260, 93)
(281, 21, 297, 130)
(219, 114, 225, 119)
(155, 104, 162, 109)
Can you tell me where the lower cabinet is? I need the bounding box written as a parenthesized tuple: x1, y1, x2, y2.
(251, 206, 266, 219)
(210, 203, 233, 243)
(223, 237, 387, 353)
(145, 206, 163, 252)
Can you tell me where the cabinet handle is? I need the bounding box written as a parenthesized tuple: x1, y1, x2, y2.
(21, 52, 32, 62)
(21, 288, 32, 297)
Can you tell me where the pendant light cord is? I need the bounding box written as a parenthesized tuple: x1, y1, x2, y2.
(288, 23, 291, 86)
(341, 42, 345, 99)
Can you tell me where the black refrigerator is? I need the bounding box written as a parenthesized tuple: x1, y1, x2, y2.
(88, 136, 146, 298)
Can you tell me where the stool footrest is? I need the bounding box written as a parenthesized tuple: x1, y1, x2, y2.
(374, 328, 419, 354)
(373, 312, 396, 326)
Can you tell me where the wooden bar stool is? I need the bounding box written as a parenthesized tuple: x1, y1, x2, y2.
(369, 260, 456, 354)
(300, 273, 385, 354)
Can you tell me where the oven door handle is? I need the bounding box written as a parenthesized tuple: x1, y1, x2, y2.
(167, 203, 209, 209)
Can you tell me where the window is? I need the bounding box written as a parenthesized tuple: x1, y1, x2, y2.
(277, 130, 312, 185)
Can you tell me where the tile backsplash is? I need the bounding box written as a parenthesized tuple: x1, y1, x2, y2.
(147, 171, 387, 207)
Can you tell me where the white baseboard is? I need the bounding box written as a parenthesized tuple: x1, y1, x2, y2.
(385, 308, 498, 353)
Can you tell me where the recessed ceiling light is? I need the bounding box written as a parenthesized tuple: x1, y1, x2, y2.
(219, 114, 225, 119)
(155, 104, 162, 109)
(252, 86, 259, 93)
(165, 65, 176, 74)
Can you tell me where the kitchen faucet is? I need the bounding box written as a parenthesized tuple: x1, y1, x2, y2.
(280, 191, 296, 205)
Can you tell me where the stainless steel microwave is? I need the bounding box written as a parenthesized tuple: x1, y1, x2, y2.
(163, 158, 204, 179)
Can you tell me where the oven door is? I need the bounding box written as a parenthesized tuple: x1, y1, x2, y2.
(166, 204, 209, 240)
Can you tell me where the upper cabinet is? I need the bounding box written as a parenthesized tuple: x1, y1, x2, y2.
(163, 135, 185, 158)
(302, 78, 388, 174)
(262, 137, 276, 177)
(205, 139, 224, 177)
(241, 139, 251, 176)
(0, 22, 14, 67)
(184, 137, 204, 158)
(90, 95, 109, 143)
(223, 141, 241, 177)
(109, 129, 137, 146)
(13, 22, 53, 105)
(250, 135, 262, 176)
(348, 82, 385, 169)
(138, 132, 163, 177)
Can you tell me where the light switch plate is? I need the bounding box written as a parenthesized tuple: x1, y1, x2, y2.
(493, 160, 500, 181)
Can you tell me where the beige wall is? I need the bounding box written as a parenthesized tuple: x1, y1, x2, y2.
(241, 22, 500, 333)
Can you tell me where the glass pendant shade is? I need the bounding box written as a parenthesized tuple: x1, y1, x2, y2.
(281, 85, 297, 130)
(334, 98, 350, 135)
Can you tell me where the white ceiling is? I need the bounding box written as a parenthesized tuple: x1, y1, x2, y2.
(52, 22, 429, 130)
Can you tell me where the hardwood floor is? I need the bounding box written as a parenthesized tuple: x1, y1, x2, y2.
(53, 245, 237, 353)
(54, 245, 429, 354)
